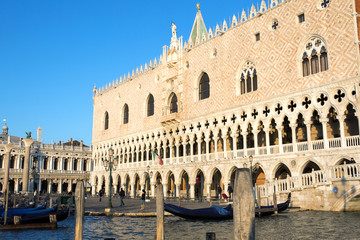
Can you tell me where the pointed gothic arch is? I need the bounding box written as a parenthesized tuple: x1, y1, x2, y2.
(123, 104, 129, 124)
(146, 94, 154, 117)
(199, 72, 210, 100)
(169, 93, 178, 114)
(104, 111, 109, 130)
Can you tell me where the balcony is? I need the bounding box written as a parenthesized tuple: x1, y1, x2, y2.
(160, 113, 180, 126)
(117, 135, 360, 168)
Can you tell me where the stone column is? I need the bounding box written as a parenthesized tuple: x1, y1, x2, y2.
(213, 136, 218, 159)
(305, 121, 312, 151)
(58, 179, 63, 194)
(241, 131, 247, 156)
(290, 123, 297, 152)
(169, 142, 174, 164)
(338, 115, 346, 147)
(14, 178, 19, 193)
(189, 138, 194, 162)
(264, 126, 270, 155)
(253, 130, 259, 155)
(197, 138, 201, 161)
(151, 183, 155, 198)
(277, 127, 284, 153)
(175, 141, 180, 164)
(22, 139, 35, 193)
(222, 132, 227, 158)
(130, 183, 135, 198)
(176, 184, 180, 198)
(16, 155, 21, 169)
(232, 133, 237, 158)
(48, 180, 52, 194)
(205, 136, 210, 161)
(68, 180, 72, 193)
(189, 183, 195, 200)
(206, 183, 211, 201)
(320, 118, 329, 149)
(163, 184, 168, 198)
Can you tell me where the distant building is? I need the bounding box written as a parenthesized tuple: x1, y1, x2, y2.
(90, 0, 360, 210)
(0, 123, 92, 194)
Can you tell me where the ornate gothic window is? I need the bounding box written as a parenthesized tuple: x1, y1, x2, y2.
(302, 37, 328, 77)
(170, 93, 178, 113)
(104, 111, 109, 130)
(240, 61, 258, 94)
(199, 72, 210, 100)
(147, 94, 154, 117)
(123, 104, 129, 124)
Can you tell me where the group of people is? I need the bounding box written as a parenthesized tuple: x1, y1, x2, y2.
(98, 188, 145, 209)
(216, 184, 233, 200)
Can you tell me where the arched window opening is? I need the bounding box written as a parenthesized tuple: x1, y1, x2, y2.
(199, 73, 210, 100)
(170, 94, 178, 113)
(302, 37, 328, 77)
(302, 53, 310, 77)
(104, 112, 109, 130)
(240, 61, 257, 94)
(123, 104, 129, 124)
(147, 94, 154, 117)
(320, 47, 328, 72)
(311, 50, 319, 74)
(240, 77, 245, 94)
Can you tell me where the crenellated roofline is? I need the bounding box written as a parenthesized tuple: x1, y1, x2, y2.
(93, 0, 290, 97)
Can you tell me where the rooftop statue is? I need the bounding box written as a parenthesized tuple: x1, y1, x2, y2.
(26, 131, 32, 139)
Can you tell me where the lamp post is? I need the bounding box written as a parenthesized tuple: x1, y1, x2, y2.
(243, 155, 259, 186)
(145, 165, 153, 200)
(102, 148, 118, 210)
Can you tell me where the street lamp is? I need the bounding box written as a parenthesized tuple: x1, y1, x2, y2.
(243, 155, 259, 186)
(102, 148, 118, 209)
(144, 165, 153, 200)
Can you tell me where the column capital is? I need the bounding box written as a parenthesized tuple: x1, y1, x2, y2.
(22, 138, 36, 148)
(4, 144, 14, 152)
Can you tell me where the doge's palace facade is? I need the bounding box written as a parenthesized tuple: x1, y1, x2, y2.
(91, 0, 360, 210)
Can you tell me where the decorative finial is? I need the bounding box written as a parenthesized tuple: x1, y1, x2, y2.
(196, 3, 200, 11)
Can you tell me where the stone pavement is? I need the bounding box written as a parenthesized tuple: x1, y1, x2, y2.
(84, 196, 227, 215)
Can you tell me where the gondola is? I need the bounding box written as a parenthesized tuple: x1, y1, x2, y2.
(164, 193, 291, 220)
(0, 205, 45, 217)
(0, 206, 70, 225)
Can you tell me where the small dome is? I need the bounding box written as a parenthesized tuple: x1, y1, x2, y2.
(2, 123, 8, 135)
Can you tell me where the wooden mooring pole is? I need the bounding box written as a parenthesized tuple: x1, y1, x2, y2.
(257, 187, 261, 217)
(233, 168, 255, 240)
(273, 192, 278, 216)
(155, 183, 164, 240)
(74, 181, 85, 240)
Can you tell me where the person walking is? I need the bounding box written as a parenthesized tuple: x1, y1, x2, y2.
(119, 188, 125, 206)
(227, 184, 233, 199)
(140, 189, 146, 210)
(217, 185, 222, 199)
(99, 189, 104, 202)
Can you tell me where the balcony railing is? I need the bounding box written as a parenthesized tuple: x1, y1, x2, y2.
(115, 136, 360, 168)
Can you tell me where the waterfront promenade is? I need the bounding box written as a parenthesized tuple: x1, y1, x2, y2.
(84, 196, 214, 215)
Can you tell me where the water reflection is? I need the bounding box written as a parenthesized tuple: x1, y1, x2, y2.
(2, 211, 360, 239)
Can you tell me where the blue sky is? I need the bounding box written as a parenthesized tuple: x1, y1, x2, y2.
(0, 0, 255, 145)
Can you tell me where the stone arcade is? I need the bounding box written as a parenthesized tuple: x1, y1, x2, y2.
(0, 124, 92, 194)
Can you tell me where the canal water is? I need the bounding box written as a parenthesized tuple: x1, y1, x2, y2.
(2, 211, 360, 239)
